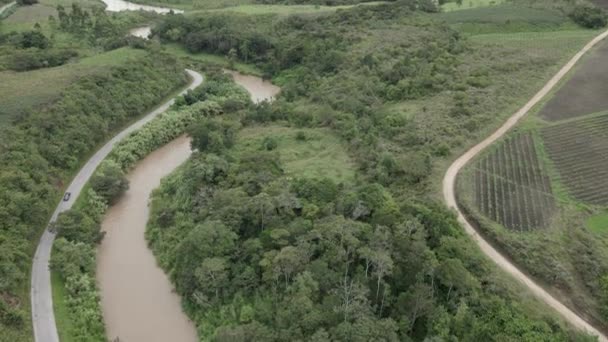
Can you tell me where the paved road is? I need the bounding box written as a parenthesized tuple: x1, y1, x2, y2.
(0, 1, 16, 16)
(30, 69, 203, 342)
(443, 30, 608, 341)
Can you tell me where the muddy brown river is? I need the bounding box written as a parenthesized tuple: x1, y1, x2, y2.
(226, 70, 280, 103)
(97, 72, 277, 342)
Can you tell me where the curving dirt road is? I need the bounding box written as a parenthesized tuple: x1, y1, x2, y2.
(443, 30, 608, 341)
(30, 69, 203, 342)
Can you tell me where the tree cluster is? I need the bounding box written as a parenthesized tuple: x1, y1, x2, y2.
(148, 129, 587, 341)
(0, 53, 186, 333)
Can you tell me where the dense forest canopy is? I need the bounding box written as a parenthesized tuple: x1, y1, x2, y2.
(142, 1, 607, 340)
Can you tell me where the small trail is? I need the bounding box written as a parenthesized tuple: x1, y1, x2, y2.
(443, 29, 608, 341)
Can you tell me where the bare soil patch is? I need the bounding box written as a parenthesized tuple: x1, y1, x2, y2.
(539, 40, 608, 121)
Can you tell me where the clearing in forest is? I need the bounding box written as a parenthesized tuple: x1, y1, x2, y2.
(235, 126, 355, 183)
(467, 132, 556, 231)
(541, 112, 608, 205)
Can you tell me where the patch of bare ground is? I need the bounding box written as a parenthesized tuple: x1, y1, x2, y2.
(539, 39, 608, 121)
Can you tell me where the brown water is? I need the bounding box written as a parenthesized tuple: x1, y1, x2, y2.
(97, 73, 279, 342)
(226, 70, 281, 103)
(97, 136, 197, 342)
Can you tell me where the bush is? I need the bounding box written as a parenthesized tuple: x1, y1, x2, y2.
(90, 160, 129, 204)
(261, 136, 278, 150)
(2, 48, 77, 71)
(54, 209, 103, 244)
(17, 0, 38, 5)
(570, 5, 607, 29)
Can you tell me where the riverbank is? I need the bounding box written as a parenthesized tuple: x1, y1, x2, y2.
(31, 70, 202, 342)
(94, 68, 278, 341)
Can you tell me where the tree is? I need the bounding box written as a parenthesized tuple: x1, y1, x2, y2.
(174, 220, 237, 294)
(90, 160, 129, 204)
(54, 209, 102, 244)
(195, 257, 229, 300)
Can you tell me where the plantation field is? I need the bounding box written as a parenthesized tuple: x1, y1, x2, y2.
(0, 47, 146, 123)
(541, 112, 608, 205)
(538, 40, 608, 122)
(235, 126, 355, 183)
(127, 0, 251, 11)
(469, 133, 556, 231)
(439, 4, 576, 34)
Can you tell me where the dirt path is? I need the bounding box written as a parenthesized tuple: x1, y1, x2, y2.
(443, 29, 608, 341)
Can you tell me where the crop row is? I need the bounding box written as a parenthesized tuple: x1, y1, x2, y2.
(542, 113, 608, 205)
(472, 133, 555, 231)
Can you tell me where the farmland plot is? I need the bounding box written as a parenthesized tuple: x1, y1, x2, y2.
(471, 133, 556, 231)
(542, 113, 608, 205)
(538, 39, 608, 121)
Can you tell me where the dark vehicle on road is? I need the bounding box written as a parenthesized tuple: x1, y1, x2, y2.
(63, 192, 71, 201)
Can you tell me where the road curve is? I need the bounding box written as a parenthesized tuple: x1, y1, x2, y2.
(0, 1, 16, 16)
(443, 30, 608, 341)
(30, 69, 203, 342)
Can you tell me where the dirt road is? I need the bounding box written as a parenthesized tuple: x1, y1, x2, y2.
(443, 30, 608, 341)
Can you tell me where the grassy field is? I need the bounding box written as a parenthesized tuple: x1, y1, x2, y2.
(465, 132, 556, 231)
(541, 112, 608, 205)
(0, 47, 147, 123)
(587, 213, 608, 233)
(127, 0, 385, 12)
(538, 40, 608, 121)
(202, 2, 386, 15)
(441, 0, 505, 12)
(51, 272, 76, 342)
(235, 126, 356, 183)
(163, 43, 262, 76)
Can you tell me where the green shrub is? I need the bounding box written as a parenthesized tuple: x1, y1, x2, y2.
(90, 160, 129, 205)
(570, 5, 607, 29)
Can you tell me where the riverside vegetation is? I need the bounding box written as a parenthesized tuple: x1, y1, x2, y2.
(141, 0, 608, 340)
(0, 4, 187, 341)
(50, 69, 249, 342)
